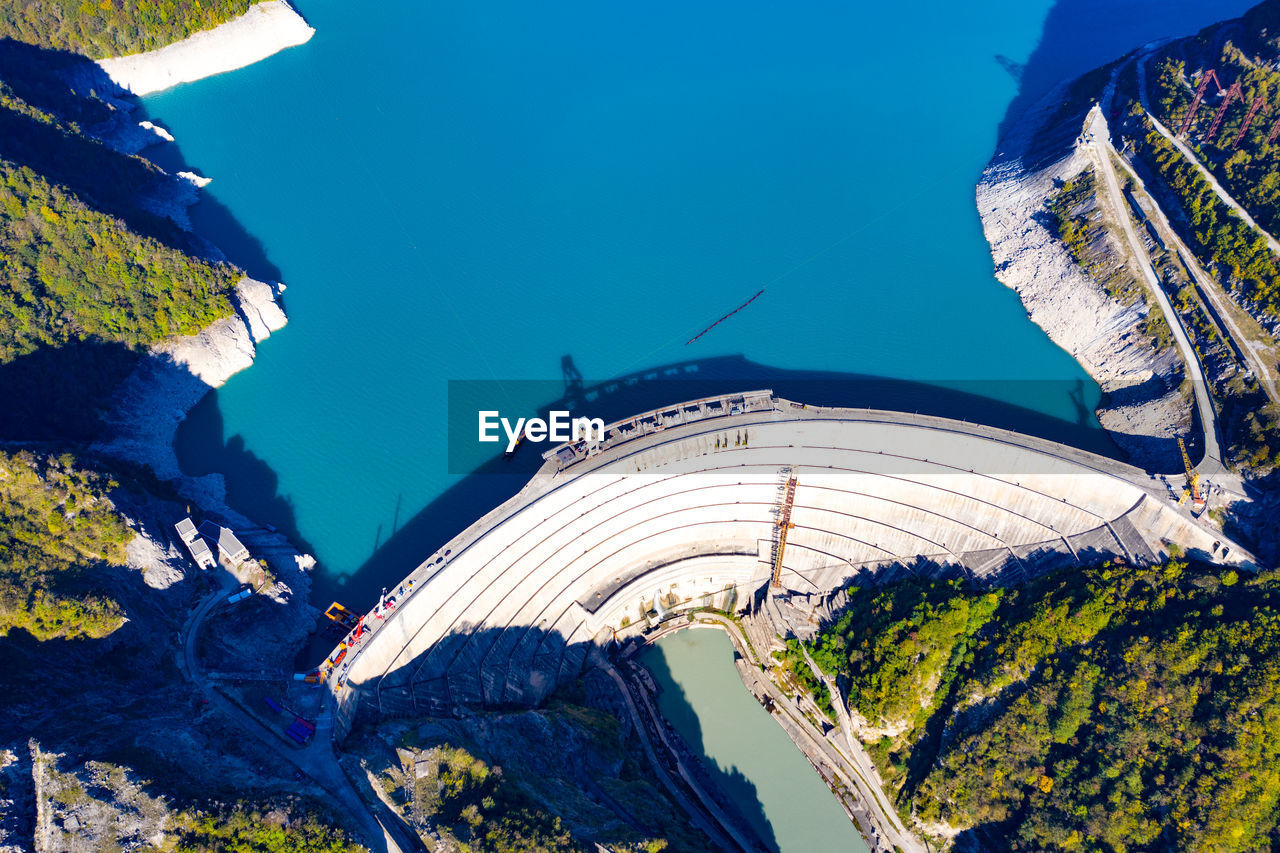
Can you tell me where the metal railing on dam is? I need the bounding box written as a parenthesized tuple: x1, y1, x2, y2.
(324, 392, 1252, 739)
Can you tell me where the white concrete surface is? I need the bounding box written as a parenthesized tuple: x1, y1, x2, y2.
(327, 394, 1249, 734)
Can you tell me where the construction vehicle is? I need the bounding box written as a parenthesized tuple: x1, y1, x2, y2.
(1178, 438, 1206, 513)
(324, 602, 360, 630)
(294, 669, 325, 685)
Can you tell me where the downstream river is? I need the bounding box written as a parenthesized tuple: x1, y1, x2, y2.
(641, 629, 868, 853)
(140, 0, 1256, 846)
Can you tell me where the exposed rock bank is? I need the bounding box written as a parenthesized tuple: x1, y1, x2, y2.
(96, 278, 318, 641)
(98, 278, 285, 483)
(96, 1, 314, 96)
(977, 86, 1189, 470)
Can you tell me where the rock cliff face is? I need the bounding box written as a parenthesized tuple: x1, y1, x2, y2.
(977, 87, 1189, 470)
(98, 277, 285, 486)
(95, 1, 314, 96)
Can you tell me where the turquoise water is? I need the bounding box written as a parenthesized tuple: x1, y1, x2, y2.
(641, 629, 866, 853)
(140, 1, 1259, 847)
(147, 1, 1253, 593)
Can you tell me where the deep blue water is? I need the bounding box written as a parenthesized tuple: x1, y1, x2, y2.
(146, 0, 1257, 603)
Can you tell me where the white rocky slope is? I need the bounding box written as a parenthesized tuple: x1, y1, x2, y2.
(97, 279, 317, 621)
(96, 1, 314, 96)
(977, 89, 1189, 469)
(98, 277, 285, 484)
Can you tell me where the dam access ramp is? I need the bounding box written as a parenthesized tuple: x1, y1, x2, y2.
(326, 392, 1251, 738)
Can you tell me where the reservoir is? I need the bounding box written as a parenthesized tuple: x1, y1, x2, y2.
(640, 629, 868, 853)
(138, 0, 1259, 846)
(153, 0, 1258, 601)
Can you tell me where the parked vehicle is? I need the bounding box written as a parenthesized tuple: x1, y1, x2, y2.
(226, 583, 254, 604)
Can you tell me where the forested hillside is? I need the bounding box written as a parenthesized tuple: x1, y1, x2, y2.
(0, 158, 238, 363)
(0, 0, 254, 58)
(1146, 0, 1280, 317)
(0, 5, 370, 852)
(0, 0, 235, 642)
(0, 63, 239, 443)
(0, 450, 131, 641)
(793, 559, 1280, 851)
(361, 700, 708, 853)
(1149, 3, 1280, 230)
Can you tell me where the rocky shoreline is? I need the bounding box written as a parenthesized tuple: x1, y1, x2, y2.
(976, 84, 1190, 471)
(96, 277, 320, 641)
(65, 1, 323, 642)
(96, 1, 314, 96)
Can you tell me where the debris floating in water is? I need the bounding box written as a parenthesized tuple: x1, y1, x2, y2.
(686, 288, 766, 345)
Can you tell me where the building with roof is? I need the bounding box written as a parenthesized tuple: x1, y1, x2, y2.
(174, 517, 216, 570)
(187, 536, 216, 571)
(174, 517, 198, 544)
(199, 521, 251, 568)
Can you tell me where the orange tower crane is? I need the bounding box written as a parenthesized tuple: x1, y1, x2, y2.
(1178, 438, 1206, 512)
(770, 473, 798, 589)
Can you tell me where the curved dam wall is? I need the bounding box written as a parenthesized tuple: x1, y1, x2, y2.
(329, 392, 1247, 737)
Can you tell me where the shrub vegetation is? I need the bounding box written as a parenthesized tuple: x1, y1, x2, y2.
(0, 449, 131, 640)
(171, 803, 365, 853)
(0, 0, 255, 59)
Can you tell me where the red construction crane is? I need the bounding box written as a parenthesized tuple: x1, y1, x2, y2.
(1206, 80, 1243, 142)
(1233, 95, 1267, 149)
(1178, 69, 1222, 136)
(1269, 111, 1280, 145)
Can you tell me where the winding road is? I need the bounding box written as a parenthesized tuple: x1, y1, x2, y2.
(1085, 103, 1224, 466)
(181, 573, 413, 853)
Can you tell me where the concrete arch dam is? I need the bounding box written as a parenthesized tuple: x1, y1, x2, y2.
(331, 391, 1248, 735)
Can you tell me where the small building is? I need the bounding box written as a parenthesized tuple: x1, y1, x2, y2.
(175, 517, 216, 570)
(174, 517, 199, 544)
(187, 536, 216, 571)
(199, 521, 251, 568)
